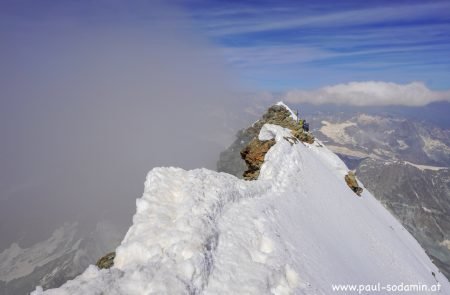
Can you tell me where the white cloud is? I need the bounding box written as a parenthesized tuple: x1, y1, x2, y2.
(284, 81, 450, 106)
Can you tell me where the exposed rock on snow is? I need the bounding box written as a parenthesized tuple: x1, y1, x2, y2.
(241, 123, 307, 180)
(33, 103, 450, 294)
(241, 138, 276, 180)
(344, 171, 363, 196)
(239, 105, 314, 180)
(218, 102, 314, 178)
(95, 252, 116, 270)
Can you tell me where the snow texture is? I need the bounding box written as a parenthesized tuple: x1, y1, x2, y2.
(33, 112, 450, 294)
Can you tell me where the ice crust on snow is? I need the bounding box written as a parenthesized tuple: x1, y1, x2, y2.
(33, 107, 450, 294)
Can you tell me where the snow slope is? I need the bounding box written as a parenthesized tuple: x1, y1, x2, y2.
(33, 118, 450, 294)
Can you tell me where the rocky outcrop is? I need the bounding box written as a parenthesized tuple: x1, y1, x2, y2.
(218, 104, 314, 179)
(95, 252, 115, 270)
(344, 171, 363, 196)
(291, 129, 314, 144)
(241, 138, 276, 180)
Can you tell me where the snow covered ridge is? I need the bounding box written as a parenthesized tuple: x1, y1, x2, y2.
(33, 104, 450, 294)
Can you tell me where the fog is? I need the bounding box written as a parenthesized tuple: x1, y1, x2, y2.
(0, 1, 249, 249)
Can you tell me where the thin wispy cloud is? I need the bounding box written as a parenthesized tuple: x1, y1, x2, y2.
(221, 45, 333, 67)
(211, 2, 448, 34)
(221, 43, 450, 70)
(183, 0, 450, 90)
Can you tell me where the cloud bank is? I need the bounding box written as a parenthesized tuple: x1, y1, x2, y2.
(0, 1, 248, 249)
(285, 81, 450, 106)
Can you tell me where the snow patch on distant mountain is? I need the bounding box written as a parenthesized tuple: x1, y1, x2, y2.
(322, 145, 374, 159)
(403, 161, 447, 171)
(0, 221, 124, 294)
(0, 223, 80, 282)
(397, 139, 409, 150)
(441, 240, 450, 251)
(312, 112, 450, 167)
(320, 120, 356, 145)
(421, 134, 450, 159)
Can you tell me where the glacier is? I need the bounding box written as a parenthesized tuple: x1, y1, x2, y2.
(33, 108, 450, 294)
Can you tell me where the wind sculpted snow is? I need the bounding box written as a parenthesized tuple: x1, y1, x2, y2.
(33, 120, 450, 294)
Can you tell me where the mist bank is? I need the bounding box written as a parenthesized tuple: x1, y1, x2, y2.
(0, 1, 252, 249)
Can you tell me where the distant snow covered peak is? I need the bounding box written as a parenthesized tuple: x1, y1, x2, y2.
(33, 105, 450, 294)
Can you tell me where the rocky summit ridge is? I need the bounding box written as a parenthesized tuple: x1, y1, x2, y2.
(33, 102, 450, 294)
(219, 102, 314, 180)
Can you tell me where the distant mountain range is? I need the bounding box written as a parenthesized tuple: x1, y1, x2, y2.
(306, 112, 450, 280)
(307, 113, 450, 167)
(0, 221, 122, 295)
(356, 159, 450, 277)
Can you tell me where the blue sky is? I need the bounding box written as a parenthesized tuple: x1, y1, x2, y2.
(181, 0, 450, 91)
(1, 0, 449, 95)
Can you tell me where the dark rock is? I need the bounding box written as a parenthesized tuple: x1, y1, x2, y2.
(344, 171, 363, 196)
(95, 252, 115, 270)
(291, 129, 314, 144)
(241, 138, 276, 180)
